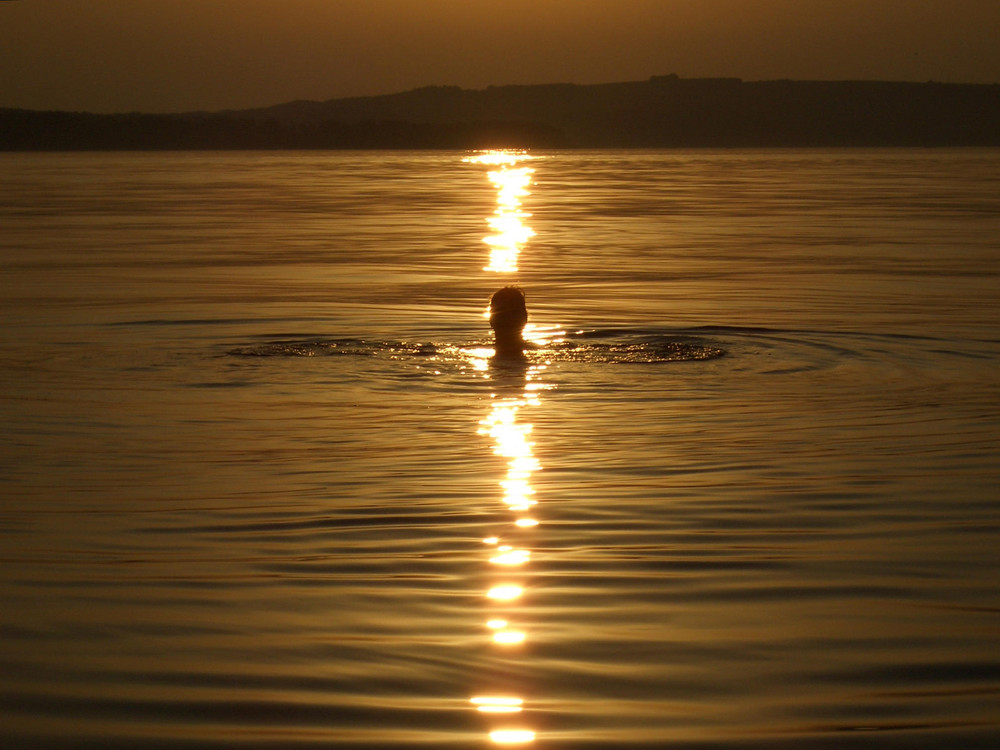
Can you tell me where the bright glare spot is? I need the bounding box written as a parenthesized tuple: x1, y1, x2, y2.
(502, 480, 536, 502)
(483, 537, 499, 545)
(466, 346, 494, 372)
(471, 696, 524, 713)
(515, 518, 539, 528)
(487, 619, 508, 629)
(487, 212, 533, 244)
(464, 151, 540, 273)
(493, 630, 526, 645)
(487, 585, 523, 601)
(472, 696, 523, 705)
(490, 729, 536, 744)
(490, 549, 531, 566)
(523, 323, 566, 347)
(509, 456, 541, 473)
(483, 166, 534, 273)
(491, 168, 533, 207)
(463, 150, 534, 166)
(482, 409, 534, 458)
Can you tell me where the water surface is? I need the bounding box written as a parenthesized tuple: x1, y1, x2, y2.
(1, 149, 999, 748)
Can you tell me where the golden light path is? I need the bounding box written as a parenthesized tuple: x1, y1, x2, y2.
(473, 360, 555, 745)
(463, 150, 536, 273)
(490, 729, 537, 744)
(463, 149, 558, 746)
(487, 584, 525, 602)
(471, 696, 524, 714)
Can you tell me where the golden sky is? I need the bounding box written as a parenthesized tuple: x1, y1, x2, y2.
(2, 0, 999, 113)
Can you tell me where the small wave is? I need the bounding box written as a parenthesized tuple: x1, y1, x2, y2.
(550, 337, 725, 364)
(227, 332, 726, 364)
(226, 332, 725, 364)
(227, 338, 438, 358)
(110, 316, 329, 328)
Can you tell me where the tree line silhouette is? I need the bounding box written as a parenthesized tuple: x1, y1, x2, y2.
(3, 76, 999, 150)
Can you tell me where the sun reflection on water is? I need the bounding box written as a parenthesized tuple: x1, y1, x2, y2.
(463, 148, 548, 745)
(490, 729, 536, 745)
(492, 629, 527, 645)
(464, 150, 536, 273)
(486, 584, 524, 601)
(489, 548, 531, 565)
(464, 150, 535, 167)
(472, 364, 548, 739)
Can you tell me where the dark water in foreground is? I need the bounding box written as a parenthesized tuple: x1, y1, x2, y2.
(1, 149, 999, 748)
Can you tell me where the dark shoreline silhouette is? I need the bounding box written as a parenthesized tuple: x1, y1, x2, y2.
(3, 75, 1000, 151)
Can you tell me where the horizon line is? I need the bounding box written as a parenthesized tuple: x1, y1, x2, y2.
(4, 73, 999, 118)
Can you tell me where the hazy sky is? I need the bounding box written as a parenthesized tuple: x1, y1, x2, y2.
(2, 0, 999, 113)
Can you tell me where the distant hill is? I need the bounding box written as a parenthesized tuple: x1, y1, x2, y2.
(3, 76, 1000, 150)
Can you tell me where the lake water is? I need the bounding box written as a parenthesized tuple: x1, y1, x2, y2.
(1, 148, 999, 749)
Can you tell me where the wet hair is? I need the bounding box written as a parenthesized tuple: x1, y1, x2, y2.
(489, 286, 528, 335)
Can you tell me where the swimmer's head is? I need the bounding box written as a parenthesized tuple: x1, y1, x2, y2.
(489, 286, 529, 357)
(489, 286, 528, 336)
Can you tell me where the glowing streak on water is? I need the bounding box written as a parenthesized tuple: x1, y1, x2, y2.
(471, 696, 524, 714)
(490, 729, 536, 744)
(492, 630, 526, 645)
(487, 585, 523, 601)
(463, 150, 534, 167)
(466, 148, 550, 746)
(489, 549, 530, 565)
(465, 151, 534, 273)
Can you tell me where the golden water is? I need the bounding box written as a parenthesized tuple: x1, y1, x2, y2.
(1, 149, 999, 748)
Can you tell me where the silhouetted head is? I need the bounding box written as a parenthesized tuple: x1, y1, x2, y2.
(489, 286, 528, 355)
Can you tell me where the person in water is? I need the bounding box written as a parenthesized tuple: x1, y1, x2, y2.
(489, 286, 532, 357)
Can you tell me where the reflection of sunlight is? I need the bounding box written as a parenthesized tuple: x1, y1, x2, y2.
(484, 167, 534, 273)
(472, 696, 523, 705)
(467, 347, 494, 372)
(463, 149, 534, 167)
(464, 200, 549, 745)
(471, 696, 524, 714)
(523, 324, 566, 347)
(463, 330, 563, 368)
(491, 169, 533, 210)
(507, 500, 537, 512)
(493, 630, 526, 645)
(490, 548, 530, 565)
(479, 397, 544, 515)
(501, 480, 534, 509)
(464, 151, 536, 274)
(480, 404, 532, 452)
(487, 584, 524, 601)
(490, 729, 536, 744)
(487, 212, 533, 243)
